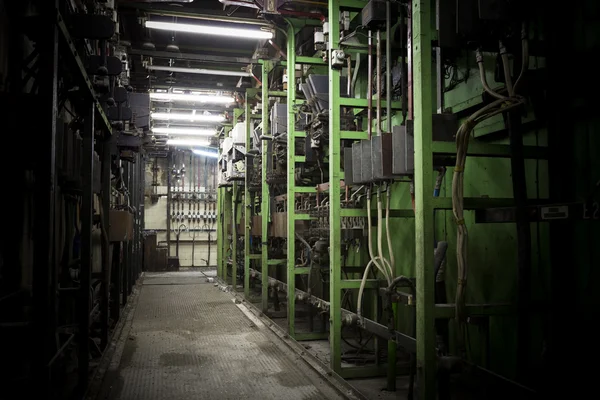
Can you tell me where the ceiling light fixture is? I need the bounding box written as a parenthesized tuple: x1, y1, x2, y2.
(152, 127, 216, 136)
(149, 92, 235, 104)
(192, 148, 219, 158)
(151, 112, 224, 122)
(145, 21, 273, 40)
(166, 138, 211, 147)
(147, 65, 251, 77)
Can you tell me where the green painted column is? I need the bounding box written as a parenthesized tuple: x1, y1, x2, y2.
(261, 61, 272, 312)
(244, 91, 252, 299)
(328, 0, 343, 374)
(217, 185, 223, 280)
(232, 182, 238, 289)
(222, 187, 232, 282)
(286, 23, 298, 337)
(412, 0, 436, 398)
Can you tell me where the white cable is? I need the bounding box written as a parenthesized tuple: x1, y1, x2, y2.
(500, 51, 514, 97)
(377, 190, 394, 281)
(367, 191, 390, 283)
(385, 185, 395, 274)
(357, 256, 392, 319)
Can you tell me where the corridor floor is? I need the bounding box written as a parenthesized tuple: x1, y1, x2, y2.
(97, 271, 344, 400)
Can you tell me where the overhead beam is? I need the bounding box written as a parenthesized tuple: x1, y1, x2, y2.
(129, 48, 255, 64)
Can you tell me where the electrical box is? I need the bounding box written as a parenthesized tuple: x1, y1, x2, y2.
(226, 159, 245, 181)
(129, 92, 150, 129)
(371, 134, 394, 181)
(271, 103, 287, 137)
(351, 142, 364, 184)
(231, 122, 246, 145)
(109, 210, 134, 242)
(222, 137, 234, 155)
(391, 114, 458, 175)
(391, 125, 414, 175)
(361, 0, 387, 29)
(331, 49, 346, 69)
(343, 147, 354, 186)
(360, 140, 373, 183)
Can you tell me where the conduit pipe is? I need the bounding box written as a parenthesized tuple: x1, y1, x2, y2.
(367, 30, 373, 139)
(376, 30, 382, 136)
(385, 0, 392, 130)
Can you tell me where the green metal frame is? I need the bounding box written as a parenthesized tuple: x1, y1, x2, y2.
(412, 0, 436, 397)
(213, 2, 551, 397)
(244, 88, 261, 298)
(285, 21, 321, 340)
(286, 22, 299, 337)
(328, 0, 343, 375)
(261, 61, 272, 313)
(328, 0, 389, 380)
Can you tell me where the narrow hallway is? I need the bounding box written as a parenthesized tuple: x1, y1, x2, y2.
(97, 271, 344, 400)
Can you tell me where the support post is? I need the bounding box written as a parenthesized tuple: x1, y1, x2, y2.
(232, 182, 238, 289)
(261, 61, 272, 312)
(328, 0, 343, 374)
(100, 138, 111, 348)
(244, 92, 252, 299)
(286, 23, 297, 337)
(78, 103, 95, 395)
(412, 0, 436, 398)
(33, 3, 59, 391)
(122, 161, 130, 304)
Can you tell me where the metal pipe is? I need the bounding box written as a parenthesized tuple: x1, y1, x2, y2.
(351, 53, 360, 98)
(376, 30, 382, 136)
(400, 4, 407, 122)
(435, 0, 444, 113)
(367, 30, 373, 139)
(386, 0, 392, 131)
(347, 54, 352, 97)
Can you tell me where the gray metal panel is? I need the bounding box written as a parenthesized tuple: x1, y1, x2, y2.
(271, 103, 287, 137)
(352, 142, 363, 184)
(371, 134, 394, 181)
(343, 147, 354, 186)
(392, 125, 414, 175)
(129, 92, 150, 128)
(371, 136, 383, 181)
(360, 140, 373, 183)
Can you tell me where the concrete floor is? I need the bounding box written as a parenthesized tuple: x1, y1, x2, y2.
(96, 271, 345, 400)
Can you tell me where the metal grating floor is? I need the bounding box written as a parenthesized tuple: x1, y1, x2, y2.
(99, 272, 343, 400)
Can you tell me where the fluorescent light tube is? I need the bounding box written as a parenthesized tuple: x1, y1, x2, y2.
(166, 139, 210, 147)
(145, 21, 273, 40)
(192, 149, 219, 158)
(152, 127, 215, 136)
(149, 92, 235, 104)
(151, 112, 224, 122)
(147, 65, 252, 77)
